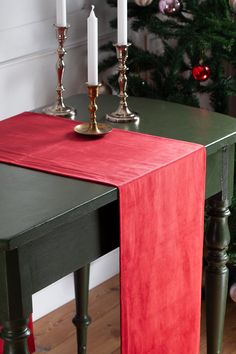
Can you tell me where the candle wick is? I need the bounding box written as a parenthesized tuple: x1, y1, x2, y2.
(91, 4, 95, 11)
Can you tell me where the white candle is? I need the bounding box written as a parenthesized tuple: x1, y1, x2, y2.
(56, 0, 67, 27)
(118, 0, 127, 45)
(87, 5, 98, 85)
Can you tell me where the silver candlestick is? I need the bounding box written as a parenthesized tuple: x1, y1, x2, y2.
(106, 43, 139, 123)
(44, 25, 76, 119)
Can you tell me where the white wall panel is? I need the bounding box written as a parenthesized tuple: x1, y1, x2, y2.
(0, 0, 85, 30)
(0, 3, 114, 63)
(0, 0, 116, 118)
(0, 31, 114, 119)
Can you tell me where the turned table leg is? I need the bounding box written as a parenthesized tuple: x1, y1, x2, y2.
(73, 265, 91, 354)
(205, 195, 231, 354)
(0, 249, 32, 354)
(1, 318, 30, 354)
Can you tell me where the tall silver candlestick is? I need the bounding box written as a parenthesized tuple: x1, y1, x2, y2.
(106, 43, 139, 123)
(44, 25, 76, 119)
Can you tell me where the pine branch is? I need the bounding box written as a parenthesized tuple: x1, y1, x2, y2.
(100, 0, 236, 114)
(99, 55, 117, 73)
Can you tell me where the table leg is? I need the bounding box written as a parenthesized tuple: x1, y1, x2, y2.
(1, 318, 30, 354)
(73, 265, 91, 354)
(0, 249, 32, 354)
(205, 194, 231, 354)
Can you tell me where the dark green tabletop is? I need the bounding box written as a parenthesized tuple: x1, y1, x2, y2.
(1, 94, 236, 251)
(0, 164, 117, 250)
(67, 94, 236, 154)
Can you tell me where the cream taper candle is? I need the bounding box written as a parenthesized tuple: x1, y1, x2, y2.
(87, 5, 98, 85)
(56, 0, 67, 27)
(118, 0, 127, 45)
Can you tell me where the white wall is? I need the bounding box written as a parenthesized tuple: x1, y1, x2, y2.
(0, 0, 119, 320)
(0, 0, 115, 118)
(32, 249, 119, 321)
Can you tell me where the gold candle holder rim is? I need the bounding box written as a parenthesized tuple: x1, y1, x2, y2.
(86, 82, 102, 88)
(54, 23, 71, 29)
(113, 43, 132, 49)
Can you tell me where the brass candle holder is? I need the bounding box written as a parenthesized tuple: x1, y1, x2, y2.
(44, 25, 76, 119)
(106, 43, 139, 123)
(74, 84, 112, 136)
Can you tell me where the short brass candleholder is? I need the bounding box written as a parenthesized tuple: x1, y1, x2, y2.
(106, 43, 139, 123)
(44, 25, 76, 119)
(74, 84, 112, 136)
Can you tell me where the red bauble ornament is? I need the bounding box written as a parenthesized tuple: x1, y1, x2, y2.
(192, 65, 211, 81)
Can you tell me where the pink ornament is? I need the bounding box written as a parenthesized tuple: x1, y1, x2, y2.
(229, 0, 236, 13)
(159, 0, 182, 15)
(230, 283, 236, 302)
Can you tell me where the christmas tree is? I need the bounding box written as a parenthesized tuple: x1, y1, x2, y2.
(100, 0, 236, 274)
(100, 0, 236, 114)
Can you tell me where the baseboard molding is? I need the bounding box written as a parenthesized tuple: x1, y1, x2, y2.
(32, 248, 119, 321)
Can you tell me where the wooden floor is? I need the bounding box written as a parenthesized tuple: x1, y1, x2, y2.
(34, 275, 236, 354)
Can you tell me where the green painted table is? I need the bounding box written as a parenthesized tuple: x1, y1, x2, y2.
(1, 94, 236, 354)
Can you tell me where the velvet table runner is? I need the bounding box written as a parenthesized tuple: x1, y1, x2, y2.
(0, 112, 206, 354)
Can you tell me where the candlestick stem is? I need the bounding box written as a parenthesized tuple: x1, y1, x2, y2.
(44, 25, 76, 119)
(88, 85, 99, 128)
(106, 44, 139, 123)
(56, 26, 67, 107)
(74, 84, 112, 136)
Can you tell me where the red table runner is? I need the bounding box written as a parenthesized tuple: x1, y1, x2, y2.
(0, 112, 206, 354)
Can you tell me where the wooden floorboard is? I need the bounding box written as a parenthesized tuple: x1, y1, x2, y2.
(34, 275, 236, 354)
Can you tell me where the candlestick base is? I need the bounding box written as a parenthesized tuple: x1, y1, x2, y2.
(74, 122, 112, 136)
(44, 104, 77, 120)
(106, 105, 139, 123)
